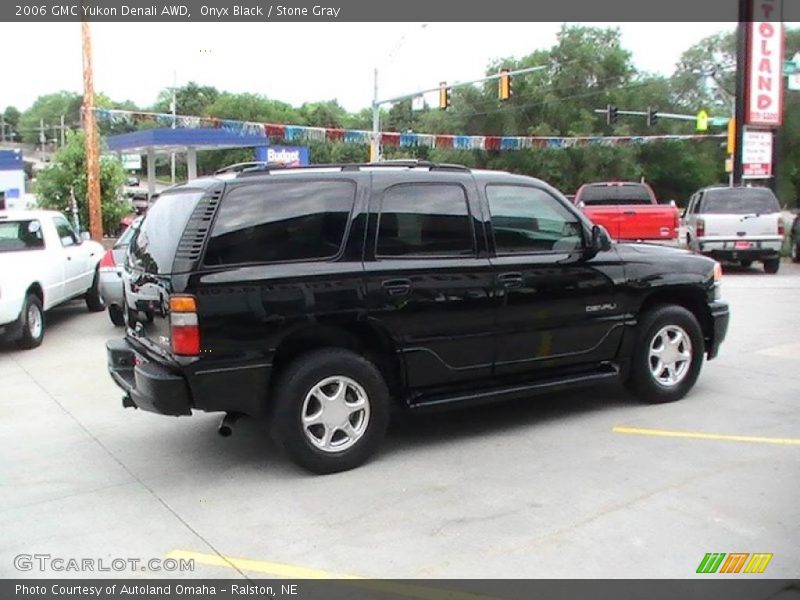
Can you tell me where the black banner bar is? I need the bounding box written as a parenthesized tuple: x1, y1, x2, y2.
(2, 0, 800, 22)
(4, 579, 800, 600)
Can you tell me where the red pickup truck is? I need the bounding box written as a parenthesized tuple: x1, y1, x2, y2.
(574, 182, 680, 243)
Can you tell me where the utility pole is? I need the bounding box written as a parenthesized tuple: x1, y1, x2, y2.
(38, 119, 47, 162)
(0, 114, 5, 143)
(81, 17, 103, 240)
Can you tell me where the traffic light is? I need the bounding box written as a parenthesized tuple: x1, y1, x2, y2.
(647, 106, 658, 127)
(498, 68, 512, 101)
(606, 105, 618, 125)
(438, 81, 451, 110)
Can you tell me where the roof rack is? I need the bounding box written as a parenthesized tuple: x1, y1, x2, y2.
(235, 159, 471, 177)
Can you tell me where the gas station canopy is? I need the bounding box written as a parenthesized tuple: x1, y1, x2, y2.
(105, 128, 268, 196)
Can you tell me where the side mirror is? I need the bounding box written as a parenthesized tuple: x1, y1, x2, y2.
(668, 199, 677, 208)
(585, 224, 612, 259)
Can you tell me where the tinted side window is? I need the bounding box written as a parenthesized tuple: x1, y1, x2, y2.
(204, 180, 355, 265)
(52, 215, 77, 247)
(376, 184, 475, 258)
(487, 185, 583, 254)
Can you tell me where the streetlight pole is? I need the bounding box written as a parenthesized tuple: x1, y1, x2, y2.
(370, 68, 380, 162)
(370, 23, 428, 163)
(170, 70, 177, 184)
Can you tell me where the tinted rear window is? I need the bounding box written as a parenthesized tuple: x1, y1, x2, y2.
(204, 180, 355, 265)
(130, 189, 204, 274)
(699, 188, 780, 214)
(0, 220, 44, 252)
(578, 184, 654, 205)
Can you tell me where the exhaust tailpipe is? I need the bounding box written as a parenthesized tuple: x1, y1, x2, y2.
(218, 412, 240, 437)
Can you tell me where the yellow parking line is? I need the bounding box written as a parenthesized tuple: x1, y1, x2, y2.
(167, 549, 361, 579)
(612, 426, 800, 446)
(167, 550, 505, 600)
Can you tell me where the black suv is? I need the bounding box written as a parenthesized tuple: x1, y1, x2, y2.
(107, 161, 729, 474)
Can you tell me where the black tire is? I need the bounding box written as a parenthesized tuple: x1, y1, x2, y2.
(740, 260, 752, 268)
(763, 258, 780, 274)
(791, 243, 800, 264)
(270, 348, 391, 474)
(85, 267, 105, 312)
(625, 304, 704, 404)
(108, 305, 125, 327)
(16, 294, 45, 350)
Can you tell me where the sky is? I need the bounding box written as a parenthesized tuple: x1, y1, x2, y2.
(0, 22, 742, 114)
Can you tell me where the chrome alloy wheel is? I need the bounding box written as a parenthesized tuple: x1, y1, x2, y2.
(27, 303, 43, 340)
(648, 325, 692, 387)
(301, 376, 371, 453)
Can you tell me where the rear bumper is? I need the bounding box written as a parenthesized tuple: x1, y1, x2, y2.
(106, 338, 193, 416)
(698, 238, 782, 261)
(706, 301, 730, 360)
(106, 337, 273, 417)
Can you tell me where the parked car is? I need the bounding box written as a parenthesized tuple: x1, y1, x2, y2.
(790, 211, 800, 263)
(574, 181, 680, 243)
(106, 161, 729, 474)
(99, 217, 142, 326)
(684, 185, 784, 273)
(0, 210, 105, 348)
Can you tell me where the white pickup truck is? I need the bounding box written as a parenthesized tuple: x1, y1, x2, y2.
(684, 186, 784, 274)
(0, 210, 105, 348)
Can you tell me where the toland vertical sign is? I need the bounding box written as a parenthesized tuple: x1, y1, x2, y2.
(745, 0, 784, 127)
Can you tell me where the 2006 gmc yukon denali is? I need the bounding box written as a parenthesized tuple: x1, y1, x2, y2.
(106, 161, 730, 474)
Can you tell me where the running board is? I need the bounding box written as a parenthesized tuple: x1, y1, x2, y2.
(407, 364, 619, 411)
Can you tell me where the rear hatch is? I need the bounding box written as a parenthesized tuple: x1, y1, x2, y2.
(698, 188, 782, 240)
(124, 182, 222, 360)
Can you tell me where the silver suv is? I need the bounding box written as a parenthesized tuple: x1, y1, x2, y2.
(684, 186, 783, 274)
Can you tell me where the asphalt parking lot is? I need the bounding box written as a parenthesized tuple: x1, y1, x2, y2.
(1, 261, 799, 580)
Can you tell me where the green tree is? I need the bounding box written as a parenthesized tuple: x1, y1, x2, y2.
(3, 106, 21, 140)
(671, 32, 736, 114)
(35, 131, 128, 235)
(153, 81, 220, 117)
(19, 92, 82, 144)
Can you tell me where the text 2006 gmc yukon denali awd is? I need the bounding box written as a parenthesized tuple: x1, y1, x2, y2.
(106, 161, 730, 474)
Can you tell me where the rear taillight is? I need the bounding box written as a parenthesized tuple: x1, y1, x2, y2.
(170, 295, 200, 356)
(99, 249, 116, 270)
(778, 218, 785, 236)
(696, 218, 705, 238)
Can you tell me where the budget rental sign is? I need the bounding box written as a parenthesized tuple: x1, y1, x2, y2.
(745, 0, 784, 127)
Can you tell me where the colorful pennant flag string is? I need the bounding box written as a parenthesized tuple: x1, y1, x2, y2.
(93, 108, 726, 151)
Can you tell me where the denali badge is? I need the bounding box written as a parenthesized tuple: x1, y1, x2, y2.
(586, 303, 617, 313)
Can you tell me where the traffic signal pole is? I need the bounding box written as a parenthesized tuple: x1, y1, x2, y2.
(370, 64, 547, 162)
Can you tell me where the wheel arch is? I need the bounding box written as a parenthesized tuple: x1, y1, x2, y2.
(26, 282, 44, 306)
(638, 286, 713, 353)
(269, 320, 404, 406)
